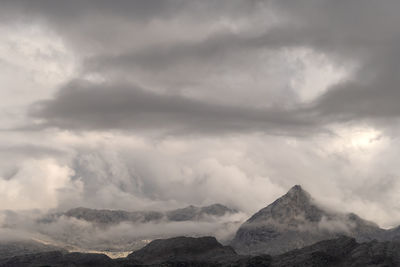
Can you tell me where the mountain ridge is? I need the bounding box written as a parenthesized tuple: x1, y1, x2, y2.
(40, 203, 239, 225)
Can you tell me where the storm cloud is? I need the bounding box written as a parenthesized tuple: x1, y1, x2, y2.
(11, 0, 400, 133)
(29, 80, 316, 135)
(1, 0, 400, 234)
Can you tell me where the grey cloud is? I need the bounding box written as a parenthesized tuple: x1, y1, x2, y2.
(63, 0, 400, 129)
(29, 80, 316, 135)
(269, 0, 400, 123)
(0, 0, 180, 22)
(1, 0, 264, 25)
(0, 144, 65, 157)
(84, 28, 309, 72)
(0, 0, 264, 56)
(13, 0, 400, 132)
(312, 77, 400, 122)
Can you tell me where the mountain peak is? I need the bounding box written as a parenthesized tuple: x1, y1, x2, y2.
(286, 184, 309, 196)
(288, 184, 303, 193)
(245, 185, 319, 225)
(284, 184, 312, 202)
(232, 185, 385, 255)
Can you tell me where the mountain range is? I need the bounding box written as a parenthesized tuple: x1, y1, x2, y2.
(40, 203, 238, 225)
(2, 185, 400, 266)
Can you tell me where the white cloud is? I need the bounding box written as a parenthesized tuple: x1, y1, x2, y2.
(0, 159, 81, 210)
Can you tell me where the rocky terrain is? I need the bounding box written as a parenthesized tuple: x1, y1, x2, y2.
(0, 239, 66, 259)
(127, 236, 239, 265)
(232, 185, 398, 255)
(271, 236, 400, 267)
(1, 236, 400, 266)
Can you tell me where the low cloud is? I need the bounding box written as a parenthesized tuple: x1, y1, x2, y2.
(0, 210, 246, 252)
(317, 216, 352, 234)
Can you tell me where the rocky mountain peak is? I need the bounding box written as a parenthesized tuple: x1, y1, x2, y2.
(231, 185, 386, 255)
(279, 185, 314, 206)
(286, 185, 309, 197)
(246, 185, 323, 225)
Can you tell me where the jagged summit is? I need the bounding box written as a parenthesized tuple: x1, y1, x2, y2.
(280, 185, 313, 203)
(246, 185, 322, 225)
(277, 185, 313, 206)
(288, 184, 303, 192)
(286, 184, 309, 196)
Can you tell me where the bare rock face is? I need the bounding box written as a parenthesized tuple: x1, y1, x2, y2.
(231, 185, 384, 255)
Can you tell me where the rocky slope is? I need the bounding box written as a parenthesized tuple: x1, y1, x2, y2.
(0, 251, 115, 267)
(272, 235, 400, 267)
(0, 240, 66, 259)
(231, 185, 387, 255)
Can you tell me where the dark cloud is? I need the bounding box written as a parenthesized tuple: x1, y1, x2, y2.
(0, 144, 65, 157)
(84, 28, 308, 72)
(30, 80, 316, 135)
(270, 0, 400, 125)
(0, 0, 180, 22)
(0, 0, 264, 57)
(11, 0, 398, 132)
(312, 75, 400, 122)
(13, 0, 400, 134)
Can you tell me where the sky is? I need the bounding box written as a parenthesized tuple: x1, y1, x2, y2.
(1, 0, 400, 228)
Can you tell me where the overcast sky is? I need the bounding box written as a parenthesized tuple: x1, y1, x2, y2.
(1, 0, 400, 227)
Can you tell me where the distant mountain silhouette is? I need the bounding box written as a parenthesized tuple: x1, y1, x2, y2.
(45, 203, 238, 225)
